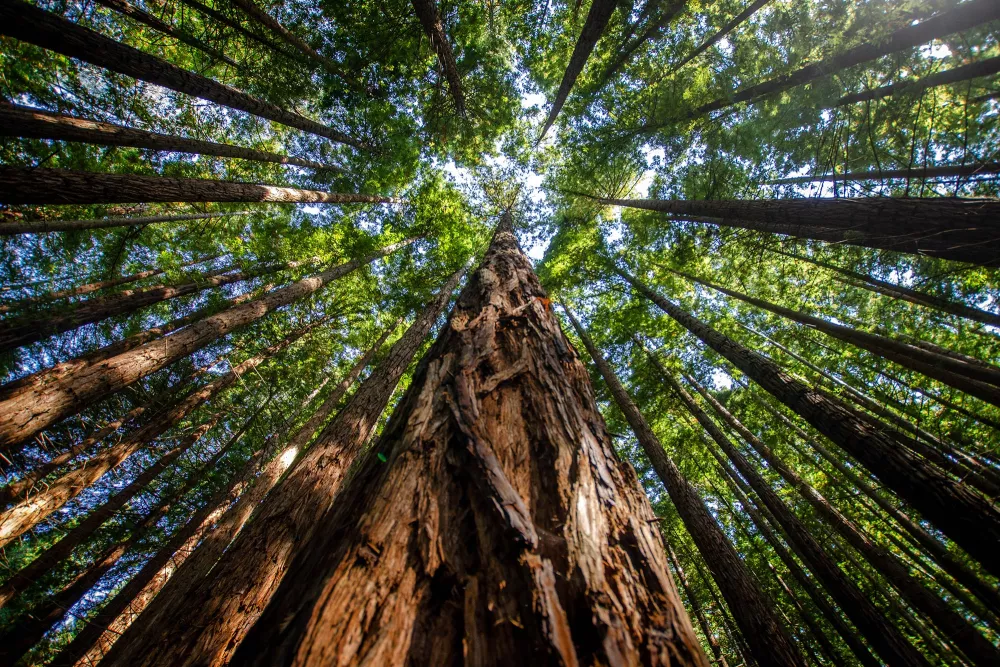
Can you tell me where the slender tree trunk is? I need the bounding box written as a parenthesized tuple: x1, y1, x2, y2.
(689, 375, 1000, 665)
(0, 210, 247, 235)
(227, 215, 709, 666)
(0, 237, 416, 452)
(538, 0, 617, 140)
(102, 264, 469, 667)
(879, 367, 1000, 431)
(410, 0, 467, 116)
(836, 56, 1000, 106)
(617, 266, 1000, 581)
(596, 194, 1000, 266)
(0, 104, 340, 170)
(564, 307, 805, 667)
(0, 0, 365, 148)
(0, 166, 396, 205)
(769, 161, 1000, 185)
(674, 0, 771, 71)
(665, 542, 730, 667)
(178, 0, 302, 61)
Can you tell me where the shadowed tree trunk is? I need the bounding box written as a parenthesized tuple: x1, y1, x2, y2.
(674, 0, 771, 71)
(836, 56, 1000, 106)
(769, 162, 1000, 185)
(0, 104, 341, 170)
(226, 215, 709, 667)
(0, 166, 397, 206)
(0, 0, 365, 148)
(411, 0, 467, 117)
(563, 306, 805, 667)
(178, 0, 302, 61)
(102, 265, 469, 667)
(0, 210, 247, 235)
(617, 265, 1000, 581)
(664, 542, 730, 667)
(0, 237, 416, 452)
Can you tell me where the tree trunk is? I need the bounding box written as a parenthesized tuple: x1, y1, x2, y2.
(410, 0, 467, 117)
(0, 166, 397, 205)
(596, 194, 1000, 266)
(538, 0, 617, 140)
(0, 104, 340, 170)
(618, 266, 1000, 581)
(177, 0, 303, 62)
(674, 0, 771, 71)
(0, 0, 365, 148)
(101, 264, 468, 667)
(0, 237, 415, 451)
(591, 0, 687, 93)
(564, 307, 805, 667)
(836, 55, 1000, 106)
(0, 210, 247, 235)
(769, 161, 1000, 185)
(665, 542, 729, 667)
(689, 375, 1000, 665)
(226, 216, 709, 666)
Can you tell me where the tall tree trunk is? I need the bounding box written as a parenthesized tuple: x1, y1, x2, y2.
(595, 194, 1000, 266)
(617, 265, 1000, 581)
(0, 237, 415, 452)
(410, 0, 467, 117)
(689, 375, 1000, 665)
(102, 264, 468, 667)
(538, 0, 617, 140)
(226, 216, 709, 666)
(564, 307, 805, 667)
(0, 0, 365, 148)
(674, 0, 771, 71)
(769, 161, 1000, 185)
(0, 210, 247, 235)
(178, 0, 302, 62)
(0, 104, 340, 170)
(650, 354, 929, 666)
(836, 56, 1000, 106)
(665, 542, 730, 667)
(0, 166, 396, 205)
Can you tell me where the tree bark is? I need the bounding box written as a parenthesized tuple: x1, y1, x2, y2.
(617, 266, 1000, 581)
(769, 161, 1000, 185)
(596, 194, 1000, 266)
(836, 55, 1000, 106)
(0, 210, 247, 235)
(0, 0, 365, 148)
(665, 542, 729, 667)
(178, 0, 303, 62)
(590, 0, 687, 94)
(0, 237, 415, 452)
(0, 104, 341, 170)
(564, 307, 805, 667)
(102, 264, 468, 667)
(538, 0, 617, 140)
(673, 0, 771, 71)
(689, 375, 1000, 665)
(0, 166, 397, 205)
(226, 216, 709, 667)
(410, 0, 467, 117)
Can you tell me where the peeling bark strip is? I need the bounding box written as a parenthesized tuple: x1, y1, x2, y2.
(598, 195, 1000, 266)
(410, 0, 466, 117)
(616, 266, 1000, 581)
(836, 55, 1000, 106)
(0, 167, 396, 206)
(0, 237, 416, 451)
(563, 308, 805, 667)
(101, 266, 467, 667)
(0, 210, 247, 235)
(229, 215, 709, 666)
(0, 0, 364, 149)
(0, 105, 340, 170)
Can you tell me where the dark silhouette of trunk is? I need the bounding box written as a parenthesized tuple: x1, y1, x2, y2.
(589, 0, 687, 94)
(563, 307, 805, 667)
(0, 318, 322, 599)
(650, 355, 928, 666)
(689, 375, 1000, 665)
(769, 161, 1000, 185)
(880, 367, 1000, 431)
(673, 269, 1000, 407)
(178, 0, 302, 62)
(664, 542, 730, 667)
(411, 0, 467, 116)
(0, 166, 396, 205)
(836, 56, 1000, 106)
(0, 0, 365, 148)
(102, 265, 469, 667)
(538, 0, 617, 140)
(0, 104, 340, 170)
(0, 210, 247, 235)
(227, 215, 708, 667)
(93, 0, 240, 67)
(0, 237, 416, 451)
(674, 0, 771, 71)
(617, 266, 1000, 582)
(594, 194, 1000, 265)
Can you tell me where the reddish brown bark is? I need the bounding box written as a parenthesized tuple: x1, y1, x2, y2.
(102, 265, 467, 667)
(227, 216, 708, 666)
(0, 210, 247, 235)
(0, 237, 415, 452)
(0, 0, 364, 147)
(410, 0, 466, 116)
